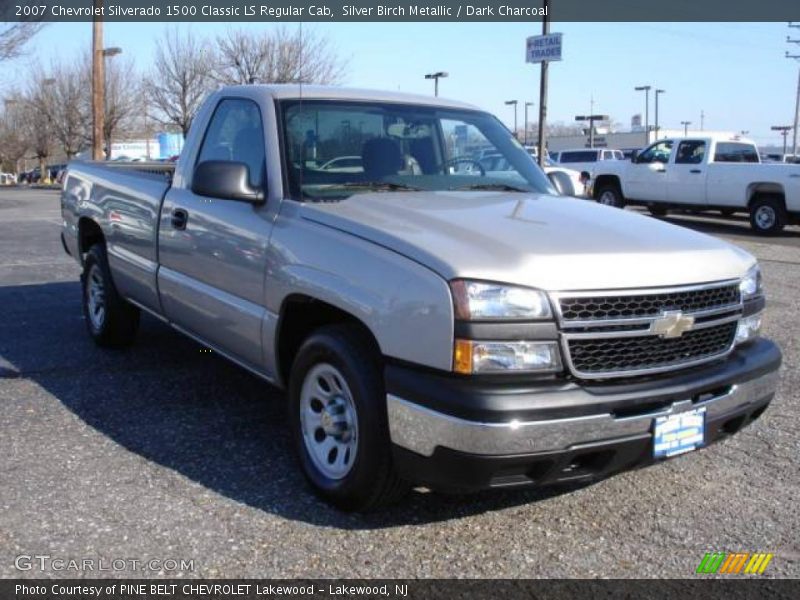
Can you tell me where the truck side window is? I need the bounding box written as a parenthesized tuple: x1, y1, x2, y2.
(675, 141, 706, 165)
(196, 98, 266, 189)
(714, 142, 760, 163)
(637, 140, 673, 164)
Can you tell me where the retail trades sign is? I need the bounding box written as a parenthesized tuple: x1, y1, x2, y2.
(526, 33, 563, 63)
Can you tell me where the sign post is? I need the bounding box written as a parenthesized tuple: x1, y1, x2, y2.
(527, 3, 560, 167)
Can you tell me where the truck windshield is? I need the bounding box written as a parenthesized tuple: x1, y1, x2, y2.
(279, 100, 555, 201)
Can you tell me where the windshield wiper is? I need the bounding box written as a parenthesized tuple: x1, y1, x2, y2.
(334, 181, 423, 192)
(449, 183, 529, 192)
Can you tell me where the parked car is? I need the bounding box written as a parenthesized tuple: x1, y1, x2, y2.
(556, 147, 625, 181)
(478, 153, 588, 197)
(591, 135, 800, 234)
(61, 85, 780, 510)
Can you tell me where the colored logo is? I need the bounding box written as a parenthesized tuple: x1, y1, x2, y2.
(696, 552, 773, 575)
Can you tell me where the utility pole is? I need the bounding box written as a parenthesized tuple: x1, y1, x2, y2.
(536, 0, 549, 167)
(788, 23, 800, 157)
(700, 110, 705, 131)
(91, 0, 104, 161)
(634, 85, 651, 140)
(771, 125, 792, 155)
(681, 121, 692, 136)
(524, 102, 533, 145)
(655, 89, 665, 139)
(505, 100, 518, 139)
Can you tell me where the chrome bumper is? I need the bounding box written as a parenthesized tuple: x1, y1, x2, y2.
(387, 370, 778, 457)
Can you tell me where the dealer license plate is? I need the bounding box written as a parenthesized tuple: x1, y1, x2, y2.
(653, 408, 706, 459)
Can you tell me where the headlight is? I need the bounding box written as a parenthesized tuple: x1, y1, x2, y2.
(450, 280, 552, 320)
(735, 313, 762, 345)
(454, 339, 562, 374)
(739, 264, 763, 299)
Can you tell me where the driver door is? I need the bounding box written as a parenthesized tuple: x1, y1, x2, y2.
(626, 140, 673, 202)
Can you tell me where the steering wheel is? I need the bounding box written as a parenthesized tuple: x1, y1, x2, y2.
(441, 157, 486, 177)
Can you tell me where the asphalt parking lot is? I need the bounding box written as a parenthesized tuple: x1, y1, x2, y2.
(1, 186, 798, 578)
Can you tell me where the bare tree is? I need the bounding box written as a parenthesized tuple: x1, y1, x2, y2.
(0, 22, 44, 62)
(213, 28, 346, 85)
(41, 60, 91, 159)
(22, 74, 56, 181)
(147, 27, 213, 137)
(0, 94, 30, 173)
(100, 55, 141, 158)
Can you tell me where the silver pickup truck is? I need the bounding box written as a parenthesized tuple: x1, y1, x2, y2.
(61, 85, 781, 511)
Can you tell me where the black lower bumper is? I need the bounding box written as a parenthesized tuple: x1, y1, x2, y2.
(387, 339, 781, 493)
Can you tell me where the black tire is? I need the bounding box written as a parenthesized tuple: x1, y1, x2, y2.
(719, 208, 737, 217)
(595, 183, 625, 208)
(749, 195, 787, 235)
(81, 244, 140, 347)
(288, 324, 409, 511)
(648, 204, 668, 217)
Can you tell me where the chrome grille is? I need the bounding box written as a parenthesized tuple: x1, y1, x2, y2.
(552, 281, 743, 379)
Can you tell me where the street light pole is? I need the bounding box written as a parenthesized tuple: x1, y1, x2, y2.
(655, 89, 665, 139)
(505, 100, 518, 139)
(634, 85, 651, 140)
(524, 102, 533, 145)
(424, 71, 448, 97)
(101, 46, 122, 159)
(788, 24, 800, 157)
(681, 121, 692, 136)
(41, 78, 56, 184)
(91, 0, 105, 161)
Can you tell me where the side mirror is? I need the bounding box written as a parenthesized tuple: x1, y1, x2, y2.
(630, 150, 639, 163)
(191, 160, 265, 203)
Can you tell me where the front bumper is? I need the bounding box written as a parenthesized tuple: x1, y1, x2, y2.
(386, 338, 781, 492)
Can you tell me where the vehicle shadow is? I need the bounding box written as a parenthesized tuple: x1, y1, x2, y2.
(632, 208, 800, 240)
(0, 281, 596, 530)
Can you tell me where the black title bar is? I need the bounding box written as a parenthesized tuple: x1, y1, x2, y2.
(3, 0, 800, 22)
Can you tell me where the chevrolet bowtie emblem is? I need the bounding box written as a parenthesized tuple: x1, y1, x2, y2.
(651, 310, 695, 338)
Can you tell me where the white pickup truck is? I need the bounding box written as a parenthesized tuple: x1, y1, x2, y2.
(591, 135, 800, 234)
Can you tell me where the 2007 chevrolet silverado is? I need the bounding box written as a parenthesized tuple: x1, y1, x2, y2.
(61, 86, 781, 510)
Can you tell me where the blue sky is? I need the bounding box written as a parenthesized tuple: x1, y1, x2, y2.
(3, 21, 797, 146)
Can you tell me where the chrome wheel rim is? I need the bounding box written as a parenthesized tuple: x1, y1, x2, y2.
(755, 206, 776, 230)
(86, 264, 106, 330)
(300, 363, 358, 480)
(599, 191, 617, 206)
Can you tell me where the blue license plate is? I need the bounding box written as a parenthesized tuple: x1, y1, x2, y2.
(653, 408, 706, 459)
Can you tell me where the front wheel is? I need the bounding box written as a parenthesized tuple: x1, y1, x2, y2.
(81, 244, 140, 347)
(288, 324, 408, 511)
(595, 184, 625, 208)
(749, 196, 787, 235)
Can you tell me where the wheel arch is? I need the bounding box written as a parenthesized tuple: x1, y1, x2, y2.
(275, 294, 381, 389)
(593, 174, 623, 199)
(77, 217, 105, 263)
(747, 182, 785, 208)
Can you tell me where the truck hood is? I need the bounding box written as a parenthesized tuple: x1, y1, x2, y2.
(301, 192, 754, 291)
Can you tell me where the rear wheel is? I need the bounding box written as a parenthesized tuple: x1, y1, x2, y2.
(749, 196, 787, 235)
(81, 244, 140, 347)
(595, 184, 624, 208)
(288, 324, 408, 511)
